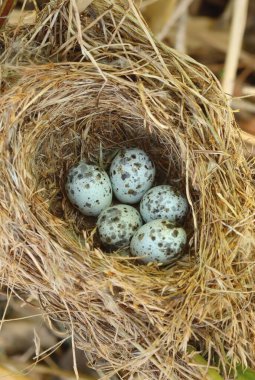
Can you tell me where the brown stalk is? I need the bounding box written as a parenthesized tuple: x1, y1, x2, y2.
(0, 0, 16, 28)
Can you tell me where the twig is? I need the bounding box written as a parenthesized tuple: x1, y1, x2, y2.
(232, 99, 255, 114)
(186, 17, 255, 71)
(76, 0, 94, 14)
(157, 0, 194, 41)
(222, 0, 249, 97)
(219, 0, 233, 26)
(242, 86, 255, 97)
(0, 0, 16, 28)
(189, 0, 202, 15)
(1, 361, 96, 380)
(175, 9, 188, 54)
(240, 130, 255, 147)
(140, 0, 159, 10)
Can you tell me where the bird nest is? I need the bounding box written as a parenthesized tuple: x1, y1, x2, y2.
(1, 1, 255, 379)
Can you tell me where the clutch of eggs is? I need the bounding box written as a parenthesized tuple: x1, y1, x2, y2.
(65, 149, 188, 266)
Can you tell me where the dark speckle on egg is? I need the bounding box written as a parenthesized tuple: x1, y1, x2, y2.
(121, 172, 130, 180)
(162, 221, 173, 229)
(166, 247, 174, 256)
(172, 229, 179, 237)
(107, 207, 118, 213)
(84, 171, 93, 178)
(68, 174, 74, 183)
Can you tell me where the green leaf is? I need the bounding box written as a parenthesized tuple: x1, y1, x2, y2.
(187, 346, 224, 380)
(236, 365, 255, 380)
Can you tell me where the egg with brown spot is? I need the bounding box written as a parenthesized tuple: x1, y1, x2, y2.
(140, 185, 188, 223)
(130, 219, 187, 264)
(97, 204, 143, 248)
(109, 148, 155, 204)
(65, 162, 112, 216)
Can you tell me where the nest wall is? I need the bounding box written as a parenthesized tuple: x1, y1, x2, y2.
(1, 1, 255, 379)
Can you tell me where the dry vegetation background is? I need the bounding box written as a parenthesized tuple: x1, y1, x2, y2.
(0, 0, 255, 379)
(5, 0, 255, 155)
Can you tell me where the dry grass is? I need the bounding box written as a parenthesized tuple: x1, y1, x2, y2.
(0, 1, 255, 379)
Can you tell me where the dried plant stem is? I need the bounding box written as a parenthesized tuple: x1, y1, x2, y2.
(232, 99, 255, 113)
(175, 9, 188, 54)
(240, 131, 255, 152)
(222, 0, 249, 97)
(1, 361, 96, 380)
(0, 0, 16, 28)
(157, 0, 194, 41)
(140, 0, 159, 10)
(242, 86, 255, 97)
(220, 0, 233, 26)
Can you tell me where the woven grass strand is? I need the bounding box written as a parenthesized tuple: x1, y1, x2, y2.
(0, 1, 255, 379)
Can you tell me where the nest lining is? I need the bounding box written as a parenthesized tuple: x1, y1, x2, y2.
(1, 1, 255, 379)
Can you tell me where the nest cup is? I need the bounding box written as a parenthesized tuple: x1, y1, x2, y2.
(1, 1, 255, 379)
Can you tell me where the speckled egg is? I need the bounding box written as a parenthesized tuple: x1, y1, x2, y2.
(109, 148, 155, 204)
(130, 219, 187, 264)
(140, 185, 188, 223)
(65, 162, 112, 216)
(97, 204, 143, 248)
